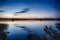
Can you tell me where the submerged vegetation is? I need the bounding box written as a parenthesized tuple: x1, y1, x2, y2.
(0, 24, 8, 32)
(0, 24, 8, 40)
(56, 23, 60, 30)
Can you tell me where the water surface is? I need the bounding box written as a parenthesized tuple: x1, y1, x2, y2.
(0, 21, 60, 40)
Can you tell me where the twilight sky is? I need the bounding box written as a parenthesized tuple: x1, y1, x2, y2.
(0, 0, 59, 18)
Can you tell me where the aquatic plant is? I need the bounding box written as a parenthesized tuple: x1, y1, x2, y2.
(56, 23, 60, 30)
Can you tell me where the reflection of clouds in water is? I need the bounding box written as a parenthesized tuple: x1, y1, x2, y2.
(15, 26, 32, 34)
(14, 24, 46, 36)
(1, 21, 59, 40)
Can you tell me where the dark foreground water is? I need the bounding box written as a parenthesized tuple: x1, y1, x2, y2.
(0, 21, 60, 40)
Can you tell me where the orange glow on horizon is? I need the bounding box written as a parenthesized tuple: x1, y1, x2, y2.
(0, 15, 55, 18)
(0, 20, 59, 24)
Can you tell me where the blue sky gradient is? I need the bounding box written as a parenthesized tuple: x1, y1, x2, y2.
(0, 0, 59, 18)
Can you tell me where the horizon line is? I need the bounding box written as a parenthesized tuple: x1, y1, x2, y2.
(0, 18, 60, 21)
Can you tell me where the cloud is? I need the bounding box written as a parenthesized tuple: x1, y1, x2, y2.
(14, 8, 30, 15)
(16, 8, 29, 13)
(0, 10, 5, 12)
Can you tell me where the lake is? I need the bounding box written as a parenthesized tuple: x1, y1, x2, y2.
(0, 20, 60, 40)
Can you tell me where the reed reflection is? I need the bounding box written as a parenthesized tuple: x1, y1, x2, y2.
(44, 24, 60, 40)
(0, 24, 9, 40)
(56, 23, 60, 30)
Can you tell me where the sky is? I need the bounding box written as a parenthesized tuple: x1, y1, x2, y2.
(0, 0, 60, 18)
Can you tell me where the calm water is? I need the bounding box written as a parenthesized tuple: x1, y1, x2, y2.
(0, 21, 60, 40)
